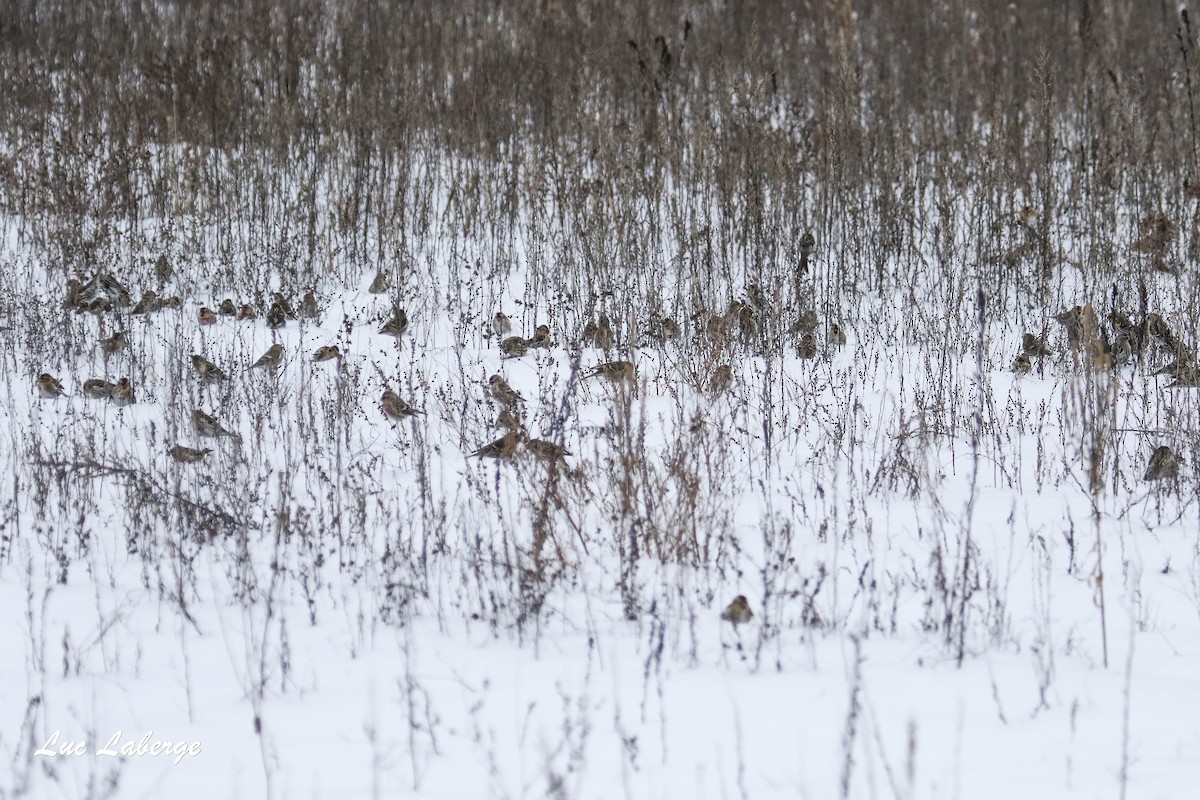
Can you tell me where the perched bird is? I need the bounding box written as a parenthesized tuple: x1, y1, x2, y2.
(1012, 351, 1032, 375)
(379, 309, 409, 337)
(160, 296, 183, 310)
(525, 438, 570, 463)
(36, 373, 66, 398)
(250, 344, 284, 370)
(1112, 333, 1133, 367)
(236, 303, 257, 321)
(496, 408, 522, 432)
(720, 595, 754, 626)
(709, 364, 734, 395)
(192, 409, 238, 438)
(1016, 205, 1037, 229)
(488, 374, 524, 407)
(169, 445, 211, 464)
(313, 345, 341, 362)
(82, 379, 116, 399)
(467, 430, 522, 460)
(191, 354, 227, 384)
(154, 253, 173, 284)
(1055, 304, 1097, 349)
(583, 315, 614, 350)
(792, 309, 819, 335)
(585, 360, 636, 384)
(828, 323, 847, 348)
(499, 336, 529, 358)
(527, 324, 552, 349)
(218, 299, 237, 316)
(130, 290, 160, 314)
(86, 298, 112, 315)
(798, 231, 816, 273)
(111, 377, 135, 407)
(81, 273, 132, 307)
(266, 301, 287, 329)
(727, 300, 756, 340)
(299, 290, 320, 319)
(198, 306, 218, 326)
(381, 389, 422, 420)
(797, 334, 818, 359)
(1089, 338, 1114, 371)
(1144, 445, 1180, 481)
(368, 270, 390, 294)
(99, 330, 128, 356)
(64, 278, 84, 310)
(272, 292, 297, 319)
(492, 312, 512, 337)
(1021, 332, 1052, 357)
(1143, 313, 1177, 350)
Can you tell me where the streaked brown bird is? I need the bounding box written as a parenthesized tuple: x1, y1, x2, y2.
(489, 374, 524, 407)
(1012, 352, 1031, 375)
(131, 290, 160, 314)
(266, 301, 286, 329)
(467, 430, 522, 460)
(169, 445, 211, 464)
(709, 364, 733, 395)
(1021, 332, 1052, 357)
(192, 354, 227, 383)
(720, 595, 754, 626)
(111, 377, 136, 407)
(381, 389, 422, 420)
(527, 324, 553, 349)
(99, 330, 128, 356)
(379, 310, 409, 337)
(299, 290, 320, 319)
(496, 408, 522, 432)
(236, 303, 257, 321)
(499, 336, 529, 358)
(218, 299, 237, 316)
(192, 409, 238, 438)
(198, 306, 218, 326)
(798, 231, 816, 273)
(525, 437, 569, 463)
(1144, 445, 1180, 481)
(585, 360, 635, 383)
(492, 312, 512, 337)
(250, 344, 284, 370)
(83, 379, 115, 399)
(797, 334, 818, 359)
(792, 309, 819, 335)
(368, 270, 390, 294)
(313, 345, 341, 362)
(37, 373, 66, 398)
(828, 323, 847, 348)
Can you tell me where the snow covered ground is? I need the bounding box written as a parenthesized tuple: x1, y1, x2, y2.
(0, 121, 1197, 800)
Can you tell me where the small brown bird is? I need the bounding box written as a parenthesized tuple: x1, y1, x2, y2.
(720, 595, 754, 626)
(585, 360, 636, 383)
(169, 445, 211, 464)
(192, 409, 237, 438)
(1012, 351, 1032, 374)
(64, 278, 84, 310)
(499, 336, 529, 358)
(99, 330, 128, 356)
(192, 354, 227, 383)
(1022, 332, 1052, 357)
(492, 312, 512, 337)
(1112, 333, 1133, 367)
(381, 389, 422, 420)
(299, 290, 320, 319)
(828, 323, 847, 348)
(160, 296, 183, 309)
(1089, 338, 1114, 371)
(130, 290, 160, 314)
(154, 253, 173, 284)
(793, 309, 819, 335)
(467, 430, 522, 460)
(527, 324, 552, 349)
(272, 292, 297, 319)
(379, 310, 409, 337)
(368, 270, 390, 294)
(36, 373, 66, 398)
(1016, 205, 1037, 229)
(198, 307, 218, 326)
(525, 437, 569, 463)
(798, 231, 816, 273)
(312, 345, 341, 362)
(82, 378, 116, 399)
(218, 299, 237, 316)
(797, 334, 818, 359)
(111, 377, 135, 407)
(489, 374, 524, 407)
(496, 408, 522, 432)
(250, 344, 285, 370)
(266, 301, 287, 329)
(709, 364, 734, 395)
(1144, 445, 1180, 481)
(585, 315, 614, 350)
(1055, 304, 1097, 349)
(236, 303, 257, 321)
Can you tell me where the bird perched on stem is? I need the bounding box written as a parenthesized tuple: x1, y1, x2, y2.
(584, 360, 635, 384)
(198, 306, 218, 326)
(379, 309, 409, 337)
(488, 374, 524, 408)
(467, 430, 521, 460)
(381, 389, 422, 421)
(798, 232, 816, 274)
(218, 299, 237, 316)
(111, 377, 135, 406)
(492, 312, 512, 337)
(312, 345, 341, 362)
(83, 379, 115, 399)
(37, 373, 66, 398)
(1144, 445, 1180, 481)
(266, 301, 286, 329)
(169, 445, 211, 464)
(250, 344, 284, 370)
(527, 324, 553, 349)
(720, 595, 754, 626)
(1021, 332, 1052, 357)
(192, 354, 227, 384)
(525, 437, 570, 463)
(192, 409, 238, 439)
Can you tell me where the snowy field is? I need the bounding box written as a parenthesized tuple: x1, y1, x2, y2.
(1, 3, 1200, 798)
